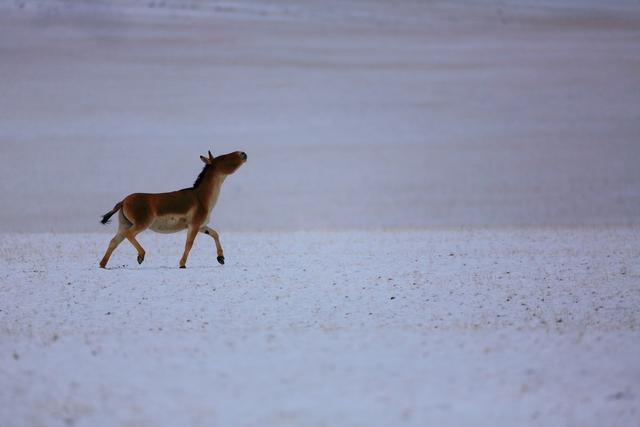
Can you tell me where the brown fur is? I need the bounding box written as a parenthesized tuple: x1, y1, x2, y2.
(99, 150, 247, 268)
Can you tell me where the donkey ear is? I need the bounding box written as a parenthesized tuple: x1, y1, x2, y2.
(208, 150, 215, 162)
(200, 155, 210, 164)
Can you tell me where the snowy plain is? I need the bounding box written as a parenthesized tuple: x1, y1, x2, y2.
(2, 229, 640, 426)
(1, 0, 640, 426)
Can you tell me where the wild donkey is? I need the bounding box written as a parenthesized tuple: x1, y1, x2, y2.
(99, 150, 247, 268)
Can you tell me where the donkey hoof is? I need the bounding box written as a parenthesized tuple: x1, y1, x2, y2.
(137, 254, 144, 264)
(217, 256, 225, 265)
(179, 265, 186, 269)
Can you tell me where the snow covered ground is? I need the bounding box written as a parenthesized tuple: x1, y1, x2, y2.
(1, 229, 639, 426)
(1, 0, 640, 426)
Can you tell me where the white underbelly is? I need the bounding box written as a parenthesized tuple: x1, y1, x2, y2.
(150, 215, 189, 234)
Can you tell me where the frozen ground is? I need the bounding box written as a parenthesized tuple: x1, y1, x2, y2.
(1, 228, 639, 426)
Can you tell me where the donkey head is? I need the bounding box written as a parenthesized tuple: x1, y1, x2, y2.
(200, 150, 247, 175)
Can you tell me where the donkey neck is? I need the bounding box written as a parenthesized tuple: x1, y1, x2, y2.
(194, 170, 226, 211)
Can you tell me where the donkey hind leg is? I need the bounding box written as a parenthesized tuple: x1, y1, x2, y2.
(122, 223, 149, 265)
(200, 226, 225, 265)
(124, 228, 147, 265)
(179, 226, 200, 268)
(99, 233, 125, 268)
(99, 209, 132, 268)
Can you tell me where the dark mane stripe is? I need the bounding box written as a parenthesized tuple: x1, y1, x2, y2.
(192, 164, 213, 188)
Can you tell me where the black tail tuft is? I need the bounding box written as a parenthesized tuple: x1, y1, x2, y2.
(100, 201, 122, 225)
(100, 213, 113, 225)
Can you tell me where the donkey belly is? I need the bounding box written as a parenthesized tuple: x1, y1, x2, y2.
(149, 215, 189, 234)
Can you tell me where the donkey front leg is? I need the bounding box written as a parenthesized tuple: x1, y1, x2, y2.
(179, 226, 200, 268)
(200, 226, 225, 265)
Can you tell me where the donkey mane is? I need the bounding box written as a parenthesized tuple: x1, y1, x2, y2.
(192, 164, 214, 188)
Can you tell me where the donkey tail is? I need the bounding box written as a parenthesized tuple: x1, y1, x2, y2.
(100, 201, 123, 225)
